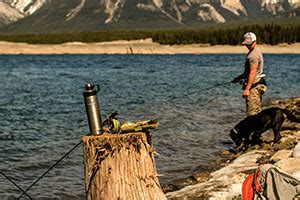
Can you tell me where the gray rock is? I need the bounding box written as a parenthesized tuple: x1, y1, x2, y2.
(292, 170, 300, 179)
(275, 158, 300, 175)
(270, 149, 293, 162)
(167, 151, 267, 199)
(293, 142, 300, 158)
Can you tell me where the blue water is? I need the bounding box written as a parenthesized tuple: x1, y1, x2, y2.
(0, 54, 299, 199)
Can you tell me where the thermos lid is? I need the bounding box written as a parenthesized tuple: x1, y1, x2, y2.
(83, 83, 99, 97)
(85, 83, 93, 91)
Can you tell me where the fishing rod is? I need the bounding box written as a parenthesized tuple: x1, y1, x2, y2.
(17, 140, 83, 199)
(0, 171, 32, 199)
(165, 81, 232, 103)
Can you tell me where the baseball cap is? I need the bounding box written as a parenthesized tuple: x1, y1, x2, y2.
(242, 32, 257, 45)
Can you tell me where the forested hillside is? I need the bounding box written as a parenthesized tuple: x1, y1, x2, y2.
(0, 23, 299, 45)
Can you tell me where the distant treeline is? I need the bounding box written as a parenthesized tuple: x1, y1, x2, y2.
(0, 23, 299, 45)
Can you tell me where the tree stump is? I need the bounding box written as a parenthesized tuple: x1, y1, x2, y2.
(83, 132, 166, 200)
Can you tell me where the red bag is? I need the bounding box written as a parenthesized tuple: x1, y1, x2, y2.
(242, 170, 261, 200)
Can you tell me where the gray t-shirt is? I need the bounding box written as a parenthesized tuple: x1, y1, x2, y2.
(244, 47, 264, 83)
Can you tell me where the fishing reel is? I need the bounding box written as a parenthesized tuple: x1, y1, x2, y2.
(102, 111, 121, 134)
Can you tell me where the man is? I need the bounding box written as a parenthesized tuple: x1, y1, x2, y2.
(232, 32, 267, 116)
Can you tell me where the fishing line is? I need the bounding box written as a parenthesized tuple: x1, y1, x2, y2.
(164, 81, 232, 103)
(17, 140, 83, 199)
(0, 171, 32, 199)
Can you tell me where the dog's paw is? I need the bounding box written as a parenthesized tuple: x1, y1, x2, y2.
(228, 146, 237, 154)
(236, 146, 247, 153)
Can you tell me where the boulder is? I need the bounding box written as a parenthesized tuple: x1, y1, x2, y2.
(293, 142, 300, 158)
(166, 151, 267, 199)
(270, 149, 293, 162)
(292, 170, 300, 179)
(275, 158, 300, 175)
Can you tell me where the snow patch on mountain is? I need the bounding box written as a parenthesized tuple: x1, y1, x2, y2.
(198, 3, 226, 23)
(0, 2, 24, 26)
(10, 0, 45, 15)
(269, 4, 285, 15)
(149, 0, 185, 24)
(262, 2, 286, 15)
(289, 0, 300, 8)
(66, 0, 86, 21)
(290, 2, 300, 9)
(220, 0, 247, 16)
(152, 0, 163, 8)
(136, 3, 158, 12)
(185, 0, 192, 6)
(171, 0, 183, 22)
(179, 4, 190, 13)
(104, 0, 125, 24)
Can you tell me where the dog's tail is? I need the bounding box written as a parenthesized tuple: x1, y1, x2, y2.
(281, 109, 300, 123)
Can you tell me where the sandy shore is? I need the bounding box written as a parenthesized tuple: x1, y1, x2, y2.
(1, 39, 300, 54)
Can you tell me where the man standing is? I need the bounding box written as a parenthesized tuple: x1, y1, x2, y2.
(232, 32, 267, 116)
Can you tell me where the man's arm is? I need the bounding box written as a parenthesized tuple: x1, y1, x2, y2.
(242, 64, 257, 97)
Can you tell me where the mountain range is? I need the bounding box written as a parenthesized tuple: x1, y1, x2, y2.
(0, 0, 299, 34)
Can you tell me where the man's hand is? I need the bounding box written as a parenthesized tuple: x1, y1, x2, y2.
(242, 89, 250, 97)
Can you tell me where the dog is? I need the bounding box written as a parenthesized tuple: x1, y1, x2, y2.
(230, 107, 300, 152)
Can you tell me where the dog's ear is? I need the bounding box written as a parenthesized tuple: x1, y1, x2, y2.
(230, 128, 243, 146)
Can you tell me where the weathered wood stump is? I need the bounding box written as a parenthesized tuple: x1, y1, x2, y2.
(83, 132, 166, 200)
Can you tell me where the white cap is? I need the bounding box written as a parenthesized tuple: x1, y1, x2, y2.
(242, 32, 257, 45)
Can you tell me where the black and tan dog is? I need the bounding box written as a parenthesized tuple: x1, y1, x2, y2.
(230, 107, 300, 152)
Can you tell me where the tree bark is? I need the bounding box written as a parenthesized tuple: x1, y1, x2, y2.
(83, 132, 166, 200)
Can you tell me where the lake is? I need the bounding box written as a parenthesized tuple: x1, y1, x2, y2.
(0, 54, 299, 198)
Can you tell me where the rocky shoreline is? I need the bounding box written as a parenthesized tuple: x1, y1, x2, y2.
(165, 97, 300, 199)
